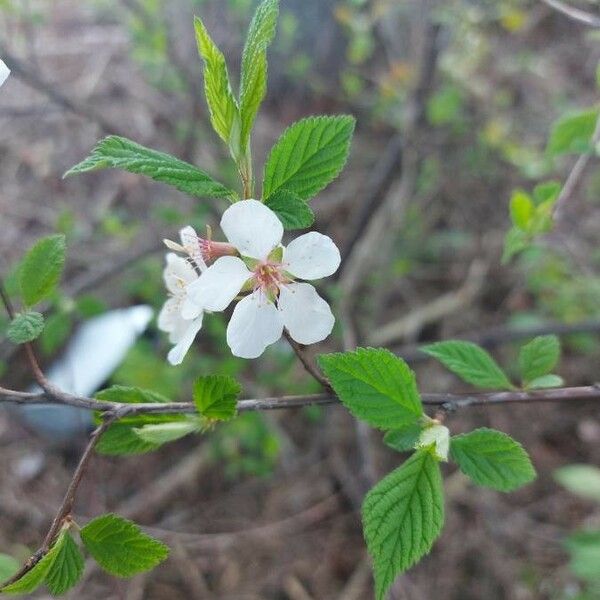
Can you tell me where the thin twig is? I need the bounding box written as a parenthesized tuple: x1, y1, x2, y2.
(541, 0, 600, 28)
(283, 330, 332, 390)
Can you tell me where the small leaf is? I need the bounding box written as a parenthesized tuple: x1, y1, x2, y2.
(134, 420, 199, 445)
(45, 531, 84, 596)
(239, 0, 279, 148)
(450, 428, 536, 492)
(546, 108, 598, 157)
(510, 191, 534, 230)
(383, 422, 423, 452)
(565, 530, 600, 581)
(0, 555, 19, 583)
(194, 17, 241, 153)
(65, 136, 235, 200)
(532, 181, 561, 206)
(502, 227, 530, 264)
(554, 464, 600, 503)
(193, 375, 241, 421)
(362, 449, 444, 600)
(421, 340, 514, 390)
(318, 348, 423, 430)
(80, 514, 169, 578)
(7, 312, 44, 344)
(264, 189, 315, 229)
(518, 335, 560, 384)
(19, 234, 66, 307)
(263, 115, 355, 201)
(1, 544, 58, 594)
(526, 374, 564, 389)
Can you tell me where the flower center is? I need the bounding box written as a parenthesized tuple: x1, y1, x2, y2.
(253, 261, 290, 299)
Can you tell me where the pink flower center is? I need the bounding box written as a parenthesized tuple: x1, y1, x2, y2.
(198, 239, 237, 262)
(252, 261, 291, 298)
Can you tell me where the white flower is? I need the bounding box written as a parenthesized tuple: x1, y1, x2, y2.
(417, 423, 450, 461)
(0, 59, 10, 88)
(158, 227, 209, 365)
(186, 199, 341, 359)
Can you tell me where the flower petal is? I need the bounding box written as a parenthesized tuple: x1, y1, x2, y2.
(0, 60, 10, 88)
(164, 253, 198, 295)
(167, 315, 204, 365)
(283, 232, 341, 280)
(157, 297, 180, 333)
(226, 290, 283, 358)
(221, 199, 283, 260)
(185, 256, 251, 314)
(278, 282, 334, 345)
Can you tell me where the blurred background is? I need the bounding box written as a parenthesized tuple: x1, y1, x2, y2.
(1, 0, 600, 598)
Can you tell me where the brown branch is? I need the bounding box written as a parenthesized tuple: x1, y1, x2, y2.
(541, 0, 600, 27)
(0, 416, 115, 588)
(283, 330, 332, 390)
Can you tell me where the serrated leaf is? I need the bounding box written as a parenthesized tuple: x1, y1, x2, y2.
(1, 542, 58, 594)
(362, 449, 444, 600)
(0, 555, 19, 582)
(264, 189, 315, 229)
(565, 530, 600, 581)
(526, 374, 563, 389)
(518, 335, 560, 384)
(134, 420, 199, 445)
(263, 115, 355, 201)
(450, 428, 536, 492)
(239, 0, 278, 148)
(383, 422, 424, 452)
(44, 531, 84, 596)
(421, 340, 514, 390)
(94, 386, 183, 456)
(193, 375, 241, 421)
(65, 136, 235, 200)
(510, 191, 533, 230)
(80, 514, 169, 578)
(547, 108, 598, 157)
(7, 312, 44, 344)
(194, 17, 241, 152)
(19, 234, 66, 307)
(554, 464, 600, 503)
(318, 348, 423, 430)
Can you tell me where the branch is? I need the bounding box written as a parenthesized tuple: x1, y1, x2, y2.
(541, 0, 600, 27)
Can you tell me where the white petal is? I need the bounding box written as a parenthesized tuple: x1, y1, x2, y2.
(179, 226, 207, 272)
(226, 290, 283, 358)
(180, 295, 204, 320)
(186, 256, 251, 313)
(164, 253, 198, 294)
(157, 297, 180, 333)
(0, 60, 10, 88)
(283, 232, 341, 280)
(221, 199, 283, 260)
(167, 315, 203, 365)
(278, 283, 334, 345)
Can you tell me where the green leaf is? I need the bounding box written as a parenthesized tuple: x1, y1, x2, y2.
(44, 531, 84, 596)
(7, 312, 44, 344)
(383, 422, 424, 452)
(362, 449, 444, 600)
(1, 543, 58, 594)
(518, 335, 560, 384)
(546, 108, 598, 157)
(421, 340, 514, 390)
(510, 190, 533, 230)
(502, 227, 530, 264)
(94, 386, 181, 455)
(80, 514, 169, 578)
(134, 420, 199, 445)
(450, 428, 536, 492)
(526, 374, 564, 389)
(65, 136, 235, 200)
(565, 530, 600, 581)
(318, 348, 423, 430)
(19, 234, 66, 307)
(194, 16, 240, 152)
(0, 555, 19, 583)
(263, 115, 355, 201)
(554, 464, 600, 503)
(264, 189, 315, 229)
(239, 0, 279, 148)
(193, 375, 241, 421)
(532, 181, 561, 206)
